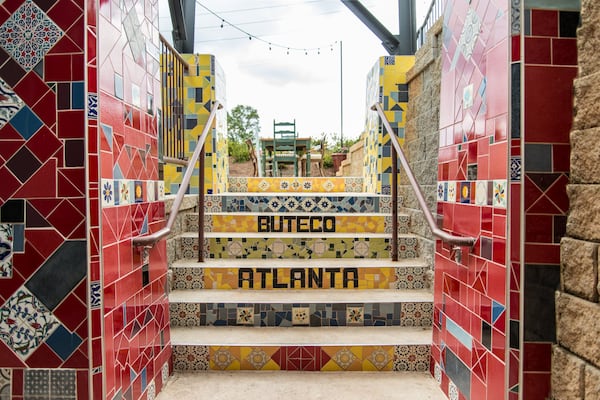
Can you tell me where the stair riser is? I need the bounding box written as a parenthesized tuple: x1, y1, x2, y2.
(172, 344, 430, 372)
(204, 194, 392, 213)
(197, 214, 408, 234)
(179, 237, 420, 260)
(170, 302, 433, 327)
(228, 177, 363, 193)
(172, 266, 429, 290)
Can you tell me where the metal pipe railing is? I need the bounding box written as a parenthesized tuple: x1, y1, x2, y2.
(371, 103, 476, 251)
(133, 101, 222, 249)
(416, 0, 444, 50)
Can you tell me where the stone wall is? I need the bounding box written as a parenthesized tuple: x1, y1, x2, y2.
(402, 18, 443, 265)
(553, 0, 600, 397)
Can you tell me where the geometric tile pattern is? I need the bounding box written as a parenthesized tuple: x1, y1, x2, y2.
(173, 344, 427, 372)
(0, 287, 60, 359)
(0, 369, 9, 400)
(0, 0, 63, 71)
(227, 177, 363, 193)
(0, 224, 13, 278)
(170, 301, 430, 327)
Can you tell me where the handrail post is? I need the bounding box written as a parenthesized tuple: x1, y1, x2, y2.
(198, 146, 205, 262)
(391, 144, 399, 261)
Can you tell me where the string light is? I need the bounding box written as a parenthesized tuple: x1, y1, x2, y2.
(196, 1, 338, 56)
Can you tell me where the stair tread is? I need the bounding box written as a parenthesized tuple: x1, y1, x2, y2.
(171, 257, 428, 268)
(171, 326, 432, 346)
(215, 192, 388, 197)
(169, 288, 433, 303)
(156, 371, 446, 400)
(185, 232, 413, 238)
(204, 211, 400, 216)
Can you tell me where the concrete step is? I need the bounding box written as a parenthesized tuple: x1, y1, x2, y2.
(196, 212, 408, 234)
(204, 193, 394, 213)
(178, 232, 421, 260)
(227, 177, 363, 193)
(171, 326, 432, 372)
(169, 289, 433, 327)
(171, 258, 430, 290)
(156, 371, 447, 400)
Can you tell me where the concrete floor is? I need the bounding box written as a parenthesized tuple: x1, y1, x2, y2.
(156, 371, 447, 400)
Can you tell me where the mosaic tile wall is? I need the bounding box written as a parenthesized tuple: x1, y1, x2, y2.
(363, 56, 415, 194)
(163, 54, 227, 195)
(0, 0, 90, 398)
(519, 5, 578, 399)
(433, 0, 511, 399)
(173, 344, 430, 372)
(227, 177, 363, 193)
(170, 301, 432, 327)
(434, 1, 578, 400)
(98, 1, 170, 400)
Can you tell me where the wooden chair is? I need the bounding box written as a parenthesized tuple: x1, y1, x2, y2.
(245, 139, 258, 177)
(301, 137, 326, 176)
(272, 120, 298, 176)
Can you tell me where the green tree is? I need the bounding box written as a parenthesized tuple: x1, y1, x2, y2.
(227, 105, 260, 142)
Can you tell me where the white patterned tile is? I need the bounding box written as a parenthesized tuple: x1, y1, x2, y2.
(332, 348, 358, 369)
(157, 181, 165, 200)
(0, 368, 10, 399)
(346, 306, 364, 325)
(236, 307, 254, 325)
(0, 224, 13, 278)
(353, 240, 370, 257)
(434, 362, 442, 384)
(448, 380, 459, 400)
(292, 307, 310, 325)
(493, 180, 507, 208)
(162, 362, 170, 384)
(0, 0, 63, 71)
(0, 287, 60, 359)
(447, 181, 456, 203)
(146, 180, 156, 202)
(475, 181, 488, 206)
(436, 182, 445, 202)
(0, 77, 24, 130)
(101, 179, 114, 207)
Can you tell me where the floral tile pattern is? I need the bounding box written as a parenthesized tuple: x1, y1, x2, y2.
(493, 180, 507, 208)
(0, 224, 13, 279)
(393, 344, 430, 372)
(101, 179, 114, 207)
(0, 287, 60, 359)
(172, 345, 209, 371)
(346, 306, 364, 325)
(0, 78, 24, 130)
(236, 307, 254, 325)
(0, 368, 10, 400)
(0, 1, 63, 69)
(292, 307, 310, 325)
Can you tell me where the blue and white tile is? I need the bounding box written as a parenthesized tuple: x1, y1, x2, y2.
(101, 179, 115, 207)
(493, 180, 507, 208)
(0, 286, 60, 359)
(88, 93, 98, 119)
(510, 156, 521, 182)
(475, 181, 488, 206)
(90, 281, 101, 309)
(0, 224, 13, 278)
(0, 77, 24, 130)
(0, 0, 63, 71)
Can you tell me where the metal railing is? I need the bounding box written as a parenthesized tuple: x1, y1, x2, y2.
(160, 35, 188, 163)
(371, 103, 476, 260)
(416, 0, 444, 50)
(133, 101, 222, 255)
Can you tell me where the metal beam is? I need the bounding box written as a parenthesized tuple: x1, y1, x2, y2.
(341, 0, 401, 54)
(168, 0, 195, 53)
(398, 0, 417, 55)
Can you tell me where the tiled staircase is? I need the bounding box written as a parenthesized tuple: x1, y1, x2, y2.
(168, 177, 435, 374)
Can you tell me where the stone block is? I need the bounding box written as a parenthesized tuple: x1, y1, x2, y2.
(556, 292, 600, 366)
(551, 345, 585, 399)
(585, 363, 600, 400)
(570, 128, 600, 184)
(573, 72, 600, 131)
(566, 185, 600, 241)
(560, 237, 598, 302)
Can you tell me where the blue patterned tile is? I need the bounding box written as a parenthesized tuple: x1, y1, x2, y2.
(0, 287, 60, 359)
(88, 93, 98, 119)
(101, 179, 114, 207)
(510, 156, 521, 181)
(0, 77, 24, 130)
(0, 225, 13, 278)
(90, 281, 101, 309)
(0, 0, 63, 71)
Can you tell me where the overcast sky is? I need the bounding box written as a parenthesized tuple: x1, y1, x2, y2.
(159, 1, 431, 140)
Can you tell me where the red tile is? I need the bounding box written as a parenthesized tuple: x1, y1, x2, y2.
(32, 90, 57, 128)
(531, 9, 559, 37)
(66, 16, 85, 51)
(0, 166, 22, 202)
(0, 340, 27, 368)
(26, 126, 62, 163)
(47, 199, 85, 237)
(489, 141, 508, 180)
(45, 54, 73, 82)
(552, 38, 577, 65)
(58, 110, 85, 139)
(47, 0, 83, 32)
(77, 370, 89, 400)
(524, 66, 577, 143)
(487, 353, 507, 400)
(523, 342, 552, 372)
(486, 39, 509, 118)
(453, 203, 482, 236)
(525, 37, 552, 64)
(471, 374, 487, 400)
(48, 34, 81, 54)
(545, 174, 569, 213)
(14, 72, 50, 107)
(523, 372, 551, 400)
(511, 35, 521, 62)
(13, 159, 57, 199)
(524, 243, 560, 264)
(552, 144, 570, 172)
(492, 237, 506, 265)
(492, 327, 505, 360)
(27, 343, 63, 367)
(24, 227, 64, 259)
(492, 214, 506, 237)
(72, 52, 85, 80)
(525, 214, 552, 243)
(487, 262, 506, 305)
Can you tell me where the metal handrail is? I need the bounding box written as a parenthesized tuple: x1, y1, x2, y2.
(371, 103, 476, 249)
(133, 100, 222, 249)
(416, 0, 444, 50)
